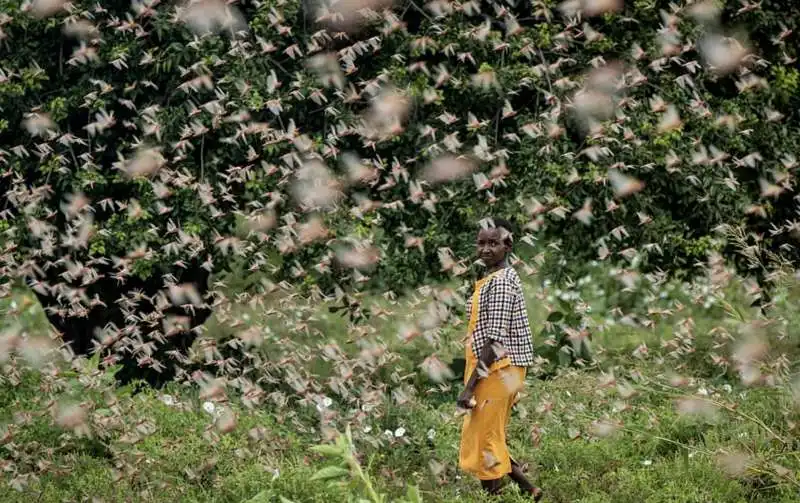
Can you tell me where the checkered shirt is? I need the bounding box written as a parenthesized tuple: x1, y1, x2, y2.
(466, 266, 535, 367)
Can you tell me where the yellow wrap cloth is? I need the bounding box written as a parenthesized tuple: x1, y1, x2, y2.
(459, 270, 527, 480)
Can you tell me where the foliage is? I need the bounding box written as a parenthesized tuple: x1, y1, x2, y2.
(0, 0, 799, 384)
(2, 0, 800, 498)
(536, 304, 594, 373)
(3, 262, 800, 501)
(309, 425, 423, 503)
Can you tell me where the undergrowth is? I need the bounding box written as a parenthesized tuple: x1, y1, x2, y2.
(3, 264, 800, 502)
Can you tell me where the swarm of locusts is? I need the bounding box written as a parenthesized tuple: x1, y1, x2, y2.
(0, 0, 799, 498)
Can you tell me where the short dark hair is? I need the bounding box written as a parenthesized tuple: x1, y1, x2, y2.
(478, 217, 515, 246)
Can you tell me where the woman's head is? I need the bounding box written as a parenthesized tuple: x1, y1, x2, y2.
(476, 217, 514, 271)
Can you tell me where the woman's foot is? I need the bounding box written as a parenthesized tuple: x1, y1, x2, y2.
(528, 486, 543, 501)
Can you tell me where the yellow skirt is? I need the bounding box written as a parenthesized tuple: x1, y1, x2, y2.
(459, 343, 526, 480)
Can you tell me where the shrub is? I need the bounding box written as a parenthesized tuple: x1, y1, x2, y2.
(0, 0, 799, 386)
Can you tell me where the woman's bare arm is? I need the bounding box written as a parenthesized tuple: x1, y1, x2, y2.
(457, 343, 496, 408)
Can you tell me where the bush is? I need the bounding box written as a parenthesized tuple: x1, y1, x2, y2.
(1, 0, 799, 386)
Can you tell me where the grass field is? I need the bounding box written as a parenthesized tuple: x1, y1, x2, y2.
(2, 264, 800, 502)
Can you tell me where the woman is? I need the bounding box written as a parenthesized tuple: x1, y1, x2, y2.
(457, 217, 542, 500)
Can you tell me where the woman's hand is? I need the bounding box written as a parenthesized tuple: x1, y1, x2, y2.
(456, 388, 477, 410)
(457, 344, 495, 412)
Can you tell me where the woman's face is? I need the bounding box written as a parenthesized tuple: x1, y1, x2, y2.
(476, 227, 510, 270)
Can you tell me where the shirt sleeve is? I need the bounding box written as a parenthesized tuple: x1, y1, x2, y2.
(476, 274, 517, 344)
(511, 292, 533, 341)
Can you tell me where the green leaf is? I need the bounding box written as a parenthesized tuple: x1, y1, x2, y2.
(558, 346, 573, 367)
(335, 433, 349, 451)
(242, 490, 270, 503)
(87, 349, 102, 371)
(405, 485, 423, 503)
(310, 444, 343, 457)
(546, 311, 564, 322)
(310, 465, 350, 481)
(578, 338, 593, 361)
(557, 299, 572, 312)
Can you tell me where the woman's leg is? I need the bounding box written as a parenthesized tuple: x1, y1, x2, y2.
(509, 458, 542, 500)
(480, 478, 503, 495)
(508, 458, 533, 490)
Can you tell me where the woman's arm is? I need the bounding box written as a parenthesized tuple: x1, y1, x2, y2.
(457, 342, 496, 409)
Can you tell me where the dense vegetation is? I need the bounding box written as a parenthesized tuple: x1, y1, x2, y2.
(2, 0, 800, 501)
(1, 0, 800, 378)
(4, 263, 800, 502)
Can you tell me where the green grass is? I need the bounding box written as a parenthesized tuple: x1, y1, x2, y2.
(3, 267, 800, 502)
